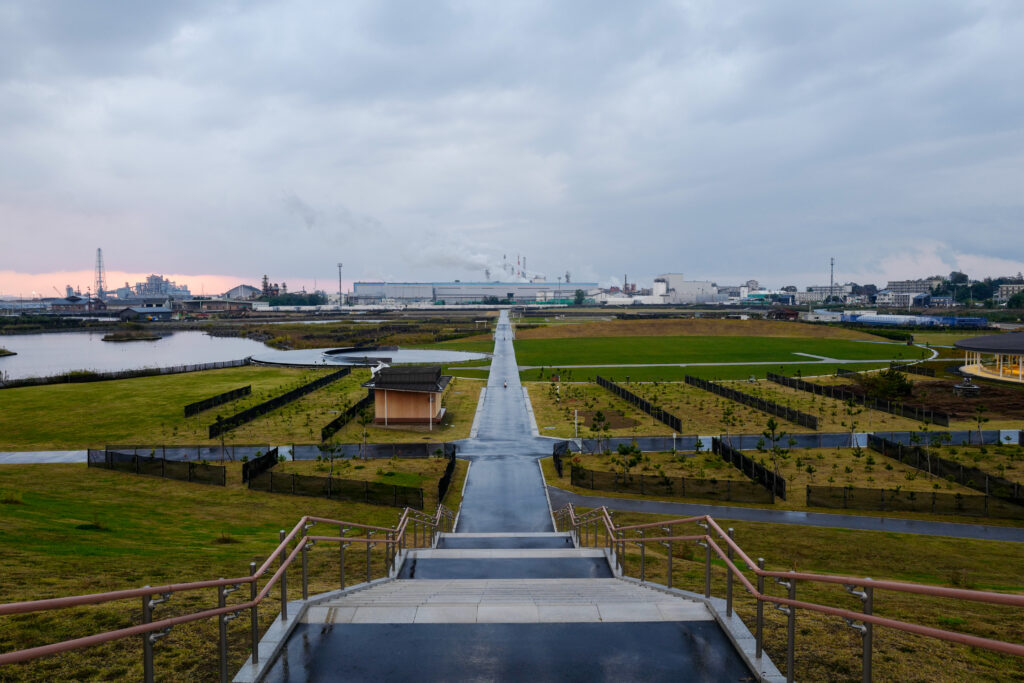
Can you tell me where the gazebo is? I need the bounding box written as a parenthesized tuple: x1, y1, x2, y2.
(362, 366, 452, 428)
(955, 332, 1024, 385)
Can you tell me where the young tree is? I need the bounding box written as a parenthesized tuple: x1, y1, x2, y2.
(357, 409, 373, 460)
(318, 442, 341, 477)
(973, 404, 989, 446)
(720, 404, 736, 448)
(761, 417, 788, 483)
(841, 398, 863, 448)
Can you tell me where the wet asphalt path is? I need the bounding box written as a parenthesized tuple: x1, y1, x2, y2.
(455, 310, 555, 533)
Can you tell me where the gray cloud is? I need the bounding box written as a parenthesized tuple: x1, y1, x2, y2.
(1, 0, 1023, 291)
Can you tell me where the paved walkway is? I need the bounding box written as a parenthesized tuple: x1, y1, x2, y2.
(547, 487, 1024, 543)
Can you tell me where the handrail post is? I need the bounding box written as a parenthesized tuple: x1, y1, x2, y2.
(339, 526, 347, 590)
(218, 581, 240, 683)
(301, 526, 310, 601)
(366, 531, 374, 583)
(142, 587, 154, 683)
(726, 528, 734, 617)
(704, 541, 712, 598)
(639, 529, 646, 582)
(782, 572, 796, 683)
(662, 526, 673, 589)
(863, 584, 874, 682)
(755, 558, 764, 659)
(279, 530, 288, 621)
(249, 562, 259, 666)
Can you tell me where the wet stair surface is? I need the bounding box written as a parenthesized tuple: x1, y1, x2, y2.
(255, 312, 760, 682)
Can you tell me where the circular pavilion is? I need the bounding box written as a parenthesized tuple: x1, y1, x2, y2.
(955, 332, 1024, 384)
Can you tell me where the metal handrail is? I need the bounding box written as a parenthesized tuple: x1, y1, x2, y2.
(0, 504, 454, 678)
(555, 503, 1024, 682)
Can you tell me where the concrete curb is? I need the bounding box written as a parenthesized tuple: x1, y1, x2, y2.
(452, 460, 472, 532)
(522, 386, 541, 437)
(468, 388, 487, 439)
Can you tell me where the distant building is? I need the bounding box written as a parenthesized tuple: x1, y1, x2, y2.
(362, 366, 451, 425)
(113, 275, 190, 299)
(118, 306, 173, 322)
(654, 274, 721, 304)
(50, 296, 106, 314)
(350, 281, 598, 305)
(223, 284, 261, 300)
(996, 283, 1024, 302)
(885, 278, 943, 294)
(175, 299, 254, 315)
(876, 290, 928, 308)
(796, 285, 853, 304)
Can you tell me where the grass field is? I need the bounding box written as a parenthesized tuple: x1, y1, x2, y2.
(509, 336, 911, 367)
(0, 460, 466, 682)
(560, 505, 1024, 682)
(0, 366, 327, 450)
(520, 362, 892, 382)
(512, 317, 883, 341)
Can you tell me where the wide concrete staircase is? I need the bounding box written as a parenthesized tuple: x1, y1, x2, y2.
(256, 532, 770, 682)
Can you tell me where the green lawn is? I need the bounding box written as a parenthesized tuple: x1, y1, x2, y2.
(520, 362, 891, 382)
(0, 366, 330, 450)
(508, 336, 922, 367)
(0, 463, 434, 682)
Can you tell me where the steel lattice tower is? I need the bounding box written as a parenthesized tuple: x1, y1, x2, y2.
(95, 248, 106, 298)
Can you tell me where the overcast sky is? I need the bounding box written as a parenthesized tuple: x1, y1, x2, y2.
(2, 1, 1023, 296)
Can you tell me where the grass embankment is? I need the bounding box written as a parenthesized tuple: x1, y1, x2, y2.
(0, 366, 325, 450)
(0, 347, 16, 357)
(0, 462, 463, 682)
(561, 505, 1024, 682)
(325, 377, 484, 444)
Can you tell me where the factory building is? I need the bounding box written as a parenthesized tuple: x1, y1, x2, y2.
(653, 274, 722, 304)
(350, 281, 599, 305)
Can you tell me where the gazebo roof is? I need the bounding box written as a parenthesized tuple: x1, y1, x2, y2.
(954, 332, 1024, 354)
(362, 365, 451, 393)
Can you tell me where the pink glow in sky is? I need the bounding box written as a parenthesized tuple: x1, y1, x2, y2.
(0, 270, 352, 299)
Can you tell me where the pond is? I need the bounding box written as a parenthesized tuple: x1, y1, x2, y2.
(0, 331, 271, 380)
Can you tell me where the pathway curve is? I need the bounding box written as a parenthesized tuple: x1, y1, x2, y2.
(547, 487, 1024, 543)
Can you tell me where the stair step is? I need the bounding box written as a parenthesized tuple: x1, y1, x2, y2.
(406, 549, 605, 559)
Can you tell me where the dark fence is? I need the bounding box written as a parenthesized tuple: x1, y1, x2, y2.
(88, 449, 226, 486)
(570, 466, 773, 504)
(767, 372, 949, 427)
(719, 433, 859, 451)
(806, 485, 1024, 519)
(437, 446, 458, 506)
(320, 392, 374, 442)
(686, 376, 818, 430)
(184, 385, 251, 417)
(104, 444, 271, 462)
(242, 447, 279, 484)
(835, 368, 861, 378)
(712, 437, 787, 500)
(595, 376, 683, 432)
(890, 362, 937, 377)
(868, 435, 1024, 505)
(552, 441, 569, 476)
(1, 359, 251, 389)
(248, 470, 423, 509)
(577, 435, 709, 454)
(210, 368, 351, 438)
(290, 442, 452, 460)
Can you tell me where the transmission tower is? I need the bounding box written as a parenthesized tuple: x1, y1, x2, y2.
(94, 248, 106, 299)
(337, 262, 344, 305)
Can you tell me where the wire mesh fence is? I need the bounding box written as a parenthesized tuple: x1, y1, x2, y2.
(241, 447, 279, 484)
(209, 368, 352, 438)
(569, 466, 774, 504)
(595, 375, 683, 432)
(184, 385, 251, 417)
(87, 449, 226, 486)
(767, 372, 949, 426)
(685, 375, 819, 430)
(712, 437, 787, 500)
(806, 485, 1024, 519)
(248, 470, 424, 509)
(0, 358, 251, 389)
(868, 435, 1024, 505)
(320, 392, 374, 442)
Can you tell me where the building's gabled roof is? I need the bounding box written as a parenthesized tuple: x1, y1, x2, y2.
(362, 365, 452, 393)
(120, 306, 172, 314)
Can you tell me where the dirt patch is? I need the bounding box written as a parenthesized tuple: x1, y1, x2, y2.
(514, 318, 882, 341)
(575, 408, 638, 430)
(910, 380, 1024, 421)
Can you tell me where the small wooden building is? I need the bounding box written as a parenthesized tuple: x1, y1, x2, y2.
(362, 366, 452, 426)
